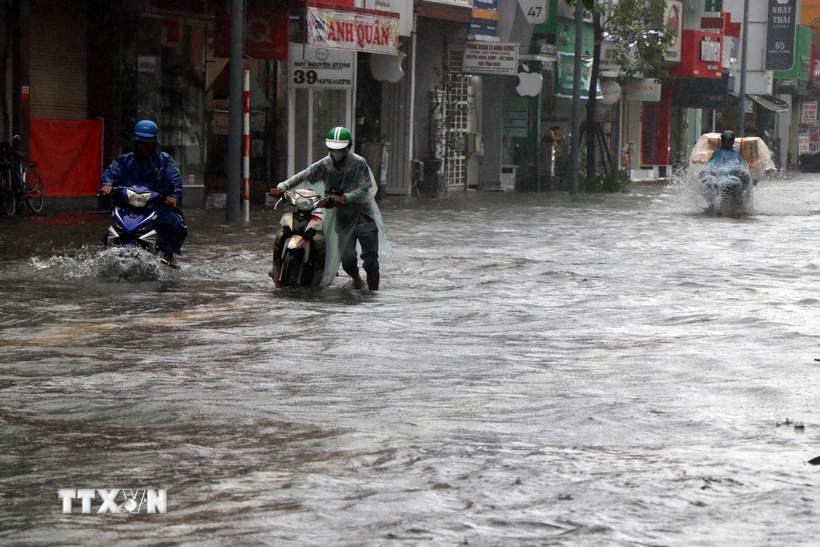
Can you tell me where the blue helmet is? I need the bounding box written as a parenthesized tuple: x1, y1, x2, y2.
(134, 120, 159, 141)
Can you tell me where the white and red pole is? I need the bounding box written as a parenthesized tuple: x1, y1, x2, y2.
(242, 68, 250, 223)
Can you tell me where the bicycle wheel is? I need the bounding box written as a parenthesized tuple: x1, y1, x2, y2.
(0, 167, 16, 216)
(24, 166, 44, 213)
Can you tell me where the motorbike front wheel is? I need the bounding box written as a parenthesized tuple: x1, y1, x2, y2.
(279, 249, 304, 286)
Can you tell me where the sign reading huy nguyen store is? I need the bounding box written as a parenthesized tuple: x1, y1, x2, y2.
(765, 0, 797, 71)
(289, 43, 355, 89)
(307, 6, 399, 55)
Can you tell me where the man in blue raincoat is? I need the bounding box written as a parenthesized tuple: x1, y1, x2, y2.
(99, 120, 187, 269)
(705, 130, 751, 187)
(270, 126, 390, 290)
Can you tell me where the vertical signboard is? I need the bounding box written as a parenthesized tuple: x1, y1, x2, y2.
(471, 0, 499, 37)
(664, 0, 682, 63)
(765, 0, 797, 71)
(363, 0, 412, 37)
(802, 101, 818, 126)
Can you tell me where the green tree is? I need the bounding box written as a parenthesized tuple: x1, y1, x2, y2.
(569, 0, 675, 183)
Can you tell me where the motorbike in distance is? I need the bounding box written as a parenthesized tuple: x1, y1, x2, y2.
(698, 161, 752, 216)
(269, 188, 336, 288)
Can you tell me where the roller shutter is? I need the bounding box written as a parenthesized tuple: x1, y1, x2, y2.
(30, 0, 87, 119)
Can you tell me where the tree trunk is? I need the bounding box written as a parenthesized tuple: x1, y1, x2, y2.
(585, 11, 604, 182)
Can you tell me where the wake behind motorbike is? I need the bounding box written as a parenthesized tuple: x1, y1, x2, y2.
(269, 189, 335, 287)
(98, 185, 171, 269)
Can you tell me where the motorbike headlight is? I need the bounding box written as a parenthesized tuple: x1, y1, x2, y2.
(126, 189, 152, 207)
(294, 196, 315, 211)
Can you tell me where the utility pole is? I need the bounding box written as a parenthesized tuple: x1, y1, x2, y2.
(227, 0, 244, 223)
(569, 0, 584, 195)
(738, 0, 749, 136)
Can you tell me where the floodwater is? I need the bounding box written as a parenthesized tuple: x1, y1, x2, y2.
(3, 173, 820, 545)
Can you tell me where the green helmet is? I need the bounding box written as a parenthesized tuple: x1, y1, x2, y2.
(326, 126, 352, 150)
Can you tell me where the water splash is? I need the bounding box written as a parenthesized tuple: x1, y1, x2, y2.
(29, 246, 171, 280)
(662, 164, 756, 217)
(661, 165, 713, 215)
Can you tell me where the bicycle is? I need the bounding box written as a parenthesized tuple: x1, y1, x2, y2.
(0, 135, 45, 216)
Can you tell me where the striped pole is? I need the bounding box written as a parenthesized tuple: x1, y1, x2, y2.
(242, 68, 250, 223)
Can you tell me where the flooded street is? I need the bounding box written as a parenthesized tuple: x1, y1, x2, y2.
(4, 174, 820, 545)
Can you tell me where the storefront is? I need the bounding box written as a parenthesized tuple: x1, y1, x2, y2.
(288, 3, 400, 179)
(774, 24, 812, 170)
(120, 13, 207, 187)
(109, 1, 212, 205)
(662, 29, 722, 176)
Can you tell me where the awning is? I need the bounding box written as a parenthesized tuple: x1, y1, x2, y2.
(749, 94, 790, 113)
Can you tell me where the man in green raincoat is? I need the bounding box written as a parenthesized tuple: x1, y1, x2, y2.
(269, 127, 390, 290)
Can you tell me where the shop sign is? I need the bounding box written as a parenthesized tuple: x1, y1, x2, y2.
(462, 42, 518, 75)
(289, 43, 355, 89)
(699, 0, 722, 28)
(765, 0, 797, 71)
(668, 30, 722, 79)
(307, 6, 399, 55)
(799, 133, 810, 153)
(162, 20, 182, 47)
(599, 41, 620, 72)
(363, 0, 413, 37)
(664, 1, 682, 64)
(555, 53, 602, 99)
(626, 78, 661, 102)
(672, 75, 727, 109)
(214, 10, 289, 60)
(503, 98, 529, 138)
(138, 56, 158, 74)
(599, 81, 621, 105)
(471, 0, 499, 37)
(802, 101, 817, 125)
(423, 0, 471, 7)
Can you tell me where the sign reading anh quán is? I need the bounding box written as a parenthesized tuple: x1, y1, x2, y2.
(307, 6, 399, 55)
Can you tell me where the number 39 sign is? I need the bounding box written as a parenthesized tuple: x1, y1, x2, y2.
(288, 43, 355, 89)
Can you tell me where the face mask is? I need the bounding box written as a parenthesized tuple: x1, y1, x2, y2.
(330, 149, 348, 162)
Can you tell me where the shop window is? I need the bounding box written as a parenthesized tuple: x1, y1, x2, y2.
(443, 74, 473, 187)
(121, 16, 206, 186)
(311, 90, 347, 164)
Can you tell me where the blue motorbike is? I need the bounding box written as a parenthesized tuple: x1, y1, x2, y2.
(99, 185, 168, 267)
(699, 162, 752, 216)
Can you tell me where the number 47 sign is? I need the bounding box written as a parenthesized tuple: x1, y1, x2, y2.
(518, 0, 547, 24)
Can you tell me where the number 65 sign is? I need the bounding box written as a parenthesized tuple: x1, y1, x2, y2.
(518, 0, 547, 24)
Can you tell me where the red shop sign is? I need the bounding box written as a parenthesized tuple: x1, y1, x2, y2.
(214, 10, 289, 60)
(669, 30, 723, 80)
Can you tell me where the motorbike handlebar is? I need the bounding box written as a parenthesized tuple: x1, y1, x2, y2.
(268, 190, 340, 209)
